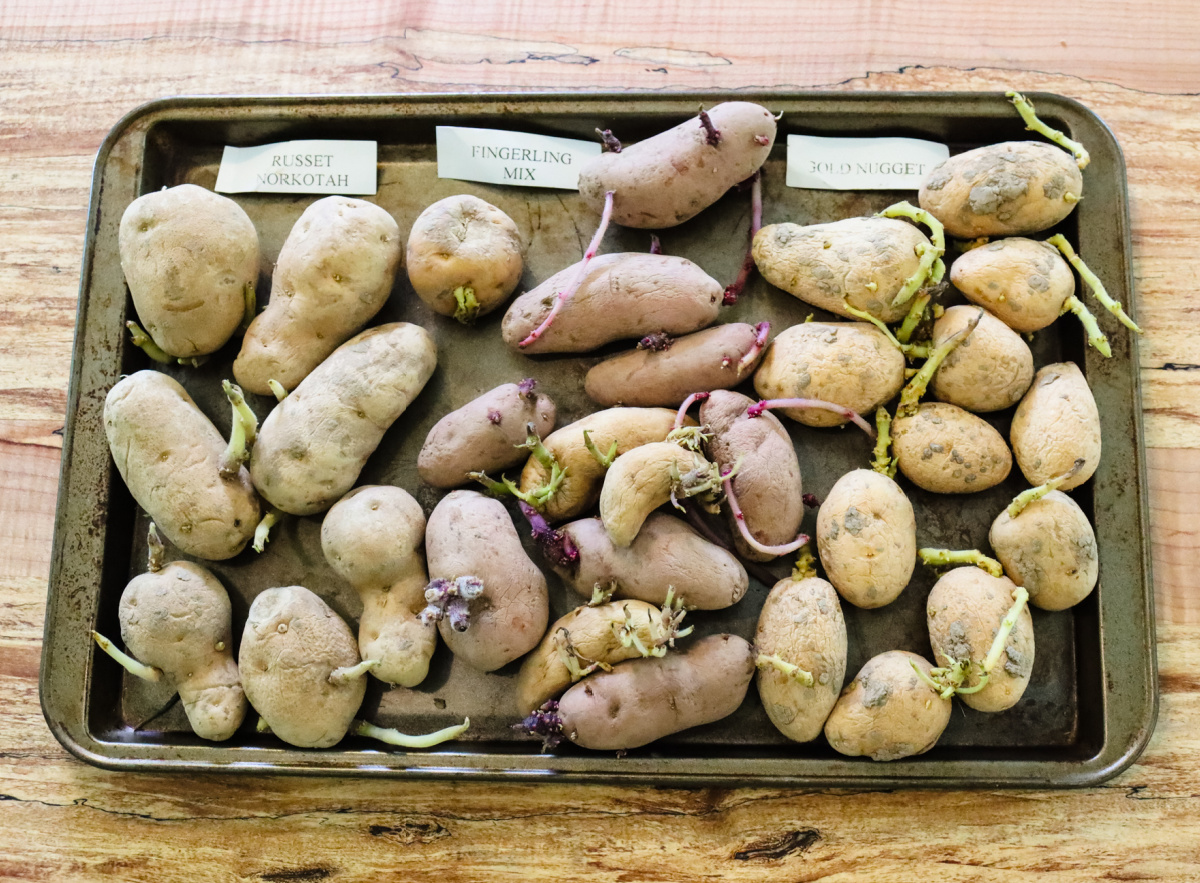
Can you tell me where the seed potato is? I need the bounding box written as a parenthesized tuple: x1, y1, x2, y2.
(990, 490, 1099, 611)
(598, 441, 717, 548)
(930, 305, 1034, 413)
(949, 237, 1075, 332)
(1010, 362, 1100, 491)
(892, 402, 1012, 494)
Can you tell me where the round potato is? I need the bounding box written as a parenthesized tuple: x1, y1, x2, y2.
(1010, 362, 1100, 491)
(930, 305, 1034, 413)
(949, 237, 1075, 332)
(893, 402, 1012, 494)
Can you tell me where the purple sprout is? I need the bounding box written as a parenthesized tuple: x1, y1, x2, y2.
(649, 234, 663, 255)
(518, 501, 579, 569)
(803, 493, 821, 509)
(722, 171, 763, 306)
(517, 377, 538, 401)
(420, 576, 484, 632)
(487, 409, 503, 425)
(698, 109, 721, 146)
(514, 700, 564, 752)
(637, 331, 673, 352)
(596, 128, 623, 153)
(745, 398, 876, 438)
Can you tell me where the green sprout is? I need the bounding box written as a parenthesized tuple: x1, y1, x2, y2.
(1061, 295, 1112, 357)
(1005, 458, 1086, 519)
(267, 379, 288, 402)
(756, 654, 815, 687)
(918, 547, 1004, 578)
(877, 201, 946, 307)
(843, 300, 930, 359)
(353, 717, 470, 748)
(1007, 91, 1090, 170)
(91, 631, 162, 683)
(792, 543, 818, 582)
(583, 429, 618, 468)
(871, 407, 896, 478)
(895, 291, 933, 346)
(896, 308, 983, 418)
(453, 286, 480, 325)
(125, 320, 171, 364)
(220, 380, 259, 476)
(241, 280, 257, 332)
(1046, 234, 1140, 334)
(252, 506, 282, 553)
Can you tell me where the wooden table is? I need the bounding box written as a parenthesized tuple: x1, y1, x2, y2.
(3, 3, 1199, 879)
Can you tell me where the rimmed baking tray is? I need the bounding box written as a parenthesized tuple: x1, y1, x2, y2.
(41, 92, 1156, 786)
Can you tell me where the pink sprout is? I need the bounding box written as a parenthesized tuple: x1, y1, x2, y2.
(746, 398, 876, 438)
(722, 469, 809, 558)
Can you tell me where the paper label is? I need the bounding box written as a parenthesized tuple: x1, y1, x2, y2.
(436, 126, 601, 190)
(215, 140, 378, 194)
(786, 135, 949, 191)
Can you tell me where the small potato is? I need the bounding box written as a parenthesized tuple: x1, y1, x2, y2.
(104, 371, 260, 560)
(752, 218, 929, 323)
(816, 469, 916, 609)
(418, 380, 556, 488)
(235, 196, 402, 395)
(577, 102, 776, 229)
(500, 253, 722, 354)
(406, 194, 523, 323)
(753, 322, 906, 428)
(1010, 362, 1100, 491)
(755, 576, 847, 743)
(930, 306, 1034, 413)
(599, 442, 718, 547)
(990, 490, 1098, 611)
(919, 142, 1083, 238)
(893, 402, 1012, 494)
(949, 238, 1075, 332)
(119, 184, 259, 358)
(824, 650, 952, 762)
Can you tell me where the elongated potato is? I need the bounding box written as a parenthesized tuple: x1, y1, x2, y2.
(892, 402, 1012, 494)
(599, 442, 718, 547)
(1010, 362, 1100, 491)
(250, 323, 437, 516)
(950, 238, 1075, 332)
(104, 371, 260, 560)
(930, 305, 1034, 413)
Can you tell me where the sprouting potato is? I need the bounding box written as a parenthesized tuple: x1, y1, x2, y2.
(892, 402, 1012, 494)
(930, 305, 1034, 413)
(949, 237, 1075, 332)
(1010, 362, 1100, 491)
(598, 441, 721, 548)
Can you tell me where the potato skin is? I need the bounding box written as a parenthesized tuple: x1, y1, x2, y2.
(500, 253, 722, 354)
(990, 489, 1098, 611)
(599, 442, 714, 548)
(753, 322, 906, 428)
(557, 634, 755, 750)
(816, 469, 915, 609)
(755, 577, 847, 742)
(119, 184, 259, 358)
(250, 323, 437, 516)
(418, 382, 557, 488)
(425, 490, 548, 672)
(930, 306, 1034, 413)
(1010, 362, 1100, 491)
(104, 371, 260, 560)
(234, 196, 402, 394)
(893, 402, 1012, 494)
(950, 238, 1074, 333)
(919, 141, 1083, 238)
(577, 101, 776, 229)
(752, 218, 928, 323)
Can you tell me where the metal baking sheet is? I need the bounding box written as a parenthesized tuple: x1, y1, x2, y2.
(40, 92, 1156, 787)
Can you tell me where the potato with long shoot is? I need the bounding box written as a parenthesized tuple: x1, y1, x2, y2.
(929, 305, 1034, 413)
(1010, 362, 1100, 491)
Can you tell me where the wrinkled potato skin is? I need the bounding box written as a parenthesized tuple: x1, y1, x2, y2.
(950, 238, 1075, 332)
(753, 322, 906, 428)
(752, 218, 927, 323)
(418, 382, 557, 488)
(321, 486, 436, 688)
(406, 195, 524, 319)
(919, 142, 1083, 238)
(578, 102, 776, 229)
(250, 323, 437, 516)
(556, 513, 748, 611)
(425, 491, 548, 672)
(816, 469, 916, 609)
(893, 402, 1012, 494)
(501, 253, 722, 354)
(239, 586, 365, 749)
(755, 577, 847, 742)
(824, 651, 952, 762)
(599, 442, 715, 548)
(1010, 362, 1100, 491)
(585, 323, 766, 407)
(557, 634, 755, 750)
(931, 306, 1034, 413)
(104, 371, 259, 560)
(119, 184, 259, 358)
(927, 567, 1035, 713)
(990, 490, 1099, 611)
(235, 196, 402, 394)
(120, 562, 246, 741)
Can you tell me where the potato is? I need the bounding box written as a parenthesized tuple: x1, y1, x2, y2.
(919, 142, 1083, 238)
(500, 253, 722, 354)
(930, 305, 1034, 413)
(892, 402, 1012, 494)
(755, 576, 847, 742)
(424, 490, 548, 672)
(599, 441, 719, 547)
(104, 371, 259, 560)
(823, 650, 952, 762)
(753, 322, 906, 427)
(752, 218, 929, 323)
(926, 567, 1035, 713)
(990, 489, 1098, 611)
(250, 323, 437, 516)
(418, 380, 556, 488)
(119, 184, 259, 358)
(577, 102, 775, 229)
(949, 237, 1075, 332)
(816, 469, 915, 609)
(234, 196, 401, 395)
(321, 486, 436, 687)
(405, 194, 523, 323)
(239, 585, 366, 749)
(1010, 362, 1100, 491)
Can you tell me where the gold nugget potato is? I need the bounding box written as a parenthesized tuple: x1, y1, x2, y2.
(1010, 362, 1100, 491)
(893, 402, 1012, 494)
(930, 305, 1034, 413)
(950, 238, 1075, 332)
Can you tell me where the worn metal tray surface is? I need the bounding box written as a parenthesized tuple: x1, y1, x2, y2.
(41, 92, 1156, 787)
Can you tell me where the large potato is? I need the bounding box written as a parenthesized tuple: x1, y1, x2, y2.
(892, 402, 1012, 494)
(949, 238, 1075, 332)
(1010, 362, 1100, 491)
(930, 305, 1034, 413)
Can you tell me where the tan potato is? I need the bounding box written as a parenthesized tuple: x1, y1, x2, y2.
(104, 371, 259, 560)
(405, 194, 523, 323)
(1010, 362, 1100, 491)
(577, 102, 776, 229)
(753, 322, 906, 427)
(893, 402, 1012, 494)
(500, 253, 722, 354)
(599, 442, 718, 548)
(990, 490, 1099, 611)
(234, 196, 401, 395)
(250, 323, 437, 516)
(816, 469, 915, 609)
(119, 184, 259, 358)
(949, 238, 1075, 332)
(930, 305, 1034, 413)
(919, 142, 1083, 238)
